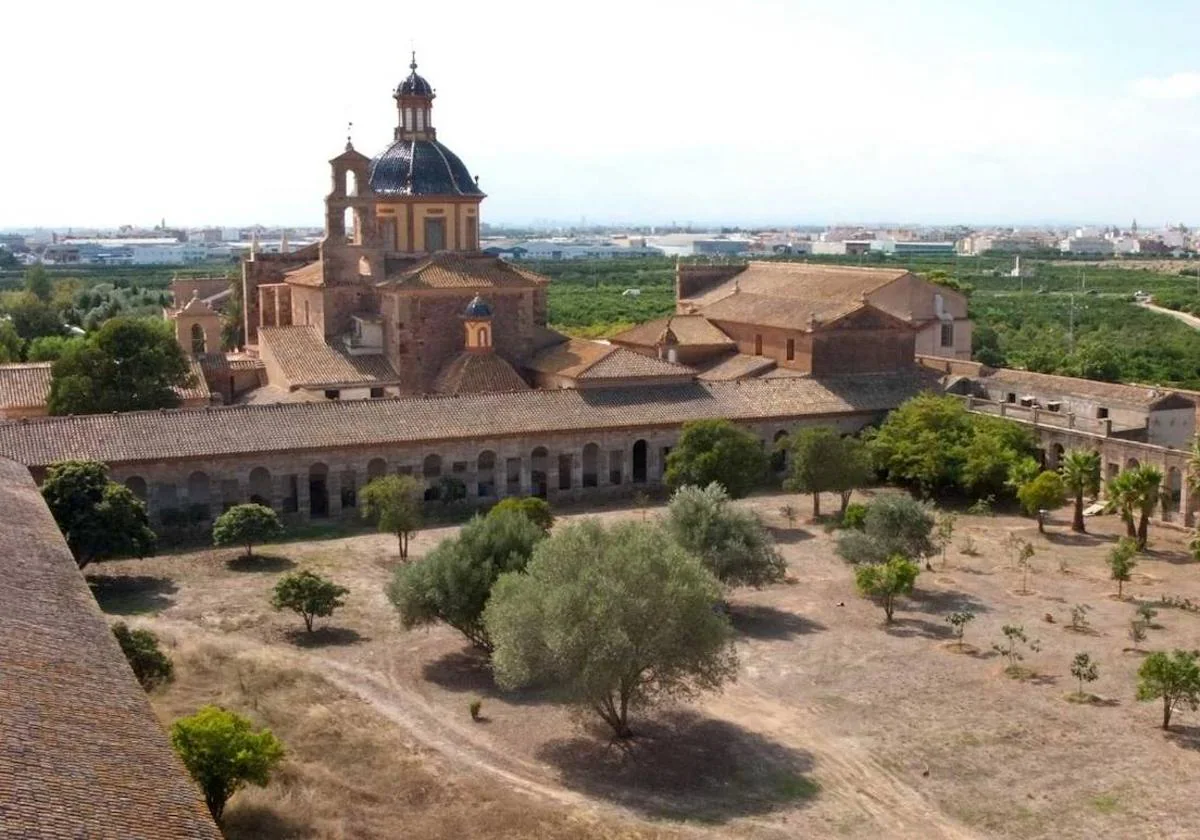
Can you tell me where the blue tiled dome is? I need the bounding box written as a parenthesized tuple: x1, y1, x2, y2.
(370, 139, 484, 196)
(396, 55, 434, 97)
(463, 295, 492, 317)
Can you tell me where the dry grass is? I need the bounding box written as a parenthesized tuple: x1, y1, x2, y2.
(93, 490, 1200, 840)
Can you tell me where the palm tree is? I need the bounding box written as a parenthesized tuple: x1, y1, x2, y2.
(1060, 450, 1101, 534)
(1106, 466, 1163, 550)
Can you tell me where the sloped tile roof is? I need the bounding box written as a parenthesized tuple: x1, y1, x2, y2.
(578, 347, 694, 380)
(282, 261, 324, 287)
(977, 367, 1195, 410)
(683, 261, 910, 308)
(198, 353, 265, 374)
(696, 353, 778, 381)
(259, 326, 401, 388)
(0, 374, 931, 467)
(380, 253, 549, 290)
(526, 338, 614, 378)
(0, 360, 208, 411)
(0, 362, 52, 409)
(700, 292, 864, 331)
(611, 315, 734, 348)
(0, 457, 221, 838)
(433, 351, 531, 395)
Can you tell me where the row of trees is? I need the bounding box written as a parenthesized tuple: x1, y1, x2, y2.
(388, 483, 786, 737)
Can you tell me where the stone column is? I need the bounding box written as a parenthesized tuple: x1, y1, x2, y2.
(519, 456, 532, 497)
(647, 443, 661, 484)
(296, 475, 311, 522)
(571, 450, 584, 492)
(546, 455, 560, 499)
(598, 449, 610, 487)
(326, 470, 342, 518)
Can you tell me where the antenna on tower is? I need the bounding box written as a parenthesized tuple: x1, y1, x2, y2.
(345, 121, 354, 151)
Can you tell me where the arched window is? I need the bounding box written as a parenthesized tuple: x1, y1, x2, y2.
(190, 323, 206, 355)
(124, 476, 147, 501)
(477, 327, 489, 346)
(343, 207, 355, 244)
(477, 450, 496, 497)
(249, 467, 272, 506)
(416, 109, 425, 131)
(404, 107, 414, 130)
(346, 169, 358, 197)
(531, 447, 549, 499)
(367, 458, 388, 483)
(582, 443, 599, 488)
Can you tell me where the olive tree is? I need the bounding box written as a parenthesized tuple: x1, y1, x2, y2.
(271, 570, 349, 633)
(388, 509, 544, 650)
(835, 494, 935, 566)
(170, 705, 284, 822)
(665, 483, 786, 588)
(1136, 649, 1200, 730)
(489, 496, 554, 533)
(782, 427, 872, 518)
(1017, 471, 1067, 533)
(664, 419, 767, 499)
(212, 503, 282, 558)
(853, 555, 920, 623)
(484, 520, 737, 739)
(360, 474, 423, 559)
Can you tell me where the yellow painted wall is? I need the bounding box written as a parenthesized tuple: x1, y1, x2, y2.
(375, 200, 480, 253)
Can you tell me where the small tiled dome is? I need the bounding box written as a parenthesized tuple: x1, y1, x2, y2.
(396, 55, 433, 97)
(463, 295, 493, 317)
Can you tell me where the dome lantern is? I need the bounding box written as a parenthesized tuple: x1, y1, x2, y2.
(393, 52, 436, 142)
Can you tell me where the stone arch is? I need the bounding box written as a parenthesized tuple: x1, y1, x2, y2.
(190, 322, 206, 354)
(531, 446, 549, 498)
(771, 429, 789, 474)
(477, 450, 496, 497)
(187, 471, 211, 519)
(1166, 466, 1183, 516)
(309, 462, 329, 518)
(124, 476, 147, 501)
(582, 443, 599, 488)
(1050, 443, 1065, 469)
(346, 169, 358, 197)
(249, 467, 272, 506)
(558, 452, 573, 491)
(1126, 457, 1140, 470)
(367, 458, 388, 484)
(423, 454, 442, 501)
(632, 439, 648, 484)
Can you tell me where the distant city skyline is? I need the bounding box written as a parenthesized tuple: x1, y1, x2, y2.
(3, 0, 1200, 228)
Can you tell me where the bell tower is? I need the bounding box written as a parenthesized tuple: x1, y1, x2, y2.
(394, 52, 436, 142)
(462, 296, 494, 353)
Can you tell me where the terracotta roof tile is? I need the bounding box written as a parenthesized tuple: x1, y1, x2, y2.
(700, 292, 862, 331)
(611, 316, 734, 348)
(433, 352, 531, 395)
(259, 326, 401, 388)
(0, 374, 931, 467)
(0, 362, 52, 410)
(577, 347, 694, 380)
(696, 353, 778, 381)
(282, 261, 325, 287)
(684, 261, 910, 309)
(380, 253, 549, 290)
(526, 339, 614, 378)
(977, 368, 1195, 410)
(0, 457, 221, 838)
(0, 360, 209, 411)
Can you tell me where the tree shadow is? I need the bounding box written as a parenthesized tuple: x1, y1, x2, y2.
(222, 803, 310, 840)
(421, 647, 551, 706)
(284, 626, 367, 648)
(908, 587, 989, 614)
(536, 709, 818, 822)
(885, 616, 955, 640)
(1165, 724, 1200, 751)
(87, 574, 178, 615)
(1043, 531, 1111, 548)
(1140, 548, 1197, 566)
(226, 553, 296, 573)
(728, 604, 826, 640)
(766, 526, 814, 545)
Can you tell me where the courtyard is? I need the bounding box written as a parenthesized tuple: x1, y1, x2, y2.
(90, 492, 1200, 839)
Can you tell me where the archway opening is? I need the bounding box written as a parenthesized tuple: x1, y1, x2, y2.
(478, 450, 496, 497)
(124, 476, 147, 501)
(632, 440, 648, 484)
(531, 447, 549, 498)
(582, 443, 599, 489)
(249, 467, 272, 507)
(190, 323, 206, 355)
(558, 453, 573, 491)
(187, 471, 211, 520)
(771, 430, 788, 474)
(367, 458, 388, 485)
(423, 454, 443, 501)
(309, 463, 329, 518)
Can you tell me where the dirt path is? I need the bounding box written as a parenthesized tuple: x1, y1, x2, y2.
(1139, 300, 1200, 330)
(149, 617, 977, 839)
(705, 688, 979, 840)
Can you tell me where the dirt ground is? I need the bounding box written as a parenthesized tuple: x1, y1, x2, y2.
(91, 491, 1200, 840)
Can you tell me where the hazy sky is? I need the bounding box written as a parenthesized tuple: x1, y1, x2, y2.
(4, 0, 1200, 228)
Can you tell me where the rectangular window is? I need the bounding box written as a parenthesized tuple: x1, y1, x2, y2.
(940, 323, 954, 347)
(1097, 407, 1109, 419)
(1006, 392, 1017, 403)
(466, 216, 478, 250)
(786, 338, 795, 361)
(324, 389, 340, 400)
(369, 387, 384, 398)
(424, 217, 446, 252)
(754, 334, 763, 356)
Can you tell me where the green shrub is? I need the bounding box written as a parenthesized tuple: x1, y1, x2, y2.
(841, 503, 868, 530)
(112, 621, 174, 690)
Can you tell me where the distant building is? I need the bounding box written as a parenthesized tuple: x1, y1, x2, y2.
(1060, 236, 1113, 255)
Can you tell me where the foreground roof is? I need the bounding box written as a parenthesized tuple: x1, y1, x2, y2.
(0, 372, 932, 467)
(259, 326, 401, 389)
(527, 338, 695, 382)
(0, 359, 210, 411)
(0, 457, 221, 838)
